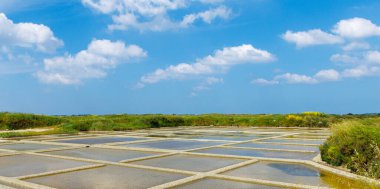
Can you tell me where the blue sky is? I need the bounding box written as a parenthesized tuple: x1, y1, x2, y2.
(1, 0, 380, 115)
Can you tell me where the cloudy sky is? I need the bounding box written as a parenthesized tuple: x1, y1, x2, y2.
(1, 0, 380, 115)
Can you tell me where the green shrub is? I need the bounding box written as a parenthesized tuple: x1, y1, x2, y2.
(0, 113, 64, 130)
(320, 119, 380, 179)
(0, 112, 377, 132)
(0, 123, 7, 130)
(71, 121, 92, 131)
(143, 116, 185, 128)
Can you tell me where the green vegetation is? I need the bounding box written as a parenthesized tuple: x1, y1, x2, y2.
(1, 112, 379, 133)
(0, 126, 78, 138)
(65, 113, 333, 131)
(0, 112, 64, 130)
(320, 118, 380, 179)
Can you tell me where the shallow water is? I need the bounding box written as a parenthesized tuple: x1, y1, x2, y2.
(193, 147, 318, 160)
(43, 147, 160, 162)
(131, 154, 244, 172)
(175, 134, 275, 141)
(53, 136, 145, 144)
(223, 161, 380, 189)
(174, 178, 281, 189)
(260, 139, 325, 145)
(232, 142, 319, 151)
(25, 165, 188, 189)
(0, 143, 64, 151)
(0, 154, 93, 177)
(119, 139, 227, 150)
(146, 130, 277, 141)
(1, 128, 377, 189)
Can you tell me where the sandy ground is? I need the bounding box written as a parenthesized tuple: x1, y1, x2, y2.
(0, 128, 53, 134)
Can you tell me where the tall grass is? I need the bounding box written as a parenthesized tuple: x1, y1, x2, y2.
(0, 112, 377, 132)
(0, 112, 64, 130)
(62, 113, 332, 131)
(320, 118, 380, 179)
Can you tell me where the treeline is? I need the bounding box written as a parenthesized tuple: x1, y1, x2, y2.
(1, 112, 379, 131)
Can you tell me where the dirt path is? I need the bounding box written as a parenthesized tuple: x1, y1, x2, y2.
(0, 128, 53, 134)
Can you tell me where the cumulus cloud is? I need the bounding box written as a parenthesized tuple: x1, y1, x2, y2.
(331, 50, 380, 65)
(0, 47, 37, 75)
(181, 6, 230, 27)
(314, 69, 340, 81)
(282, 29, 343, 48)
(252, 69, 342, 85)
(251, 78, 279, 85)
(272, 17, 380, 85)
(82, 0, 231, 31)
(252, 65, 380, 85)
(333, 17, 380, 38)
(274, 73, 318, 84)
(36, 39, 147, 84)
(191, 77, 223, 96)
(327, 51, 380, 80)
(0, 13, 63, 52)
(365, 51, 380, 64)
(330, 53, 359, 64)
(342, 66, 380, 78)
(139, 44, 275, 86)
(342, 42, 370, 51)
(283, 18, 380, 48)
(199, 0, 224, 4)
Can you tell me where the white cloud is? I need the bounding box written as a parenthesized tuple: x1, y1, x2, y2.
(204, 76, 223, 85)
(139, 44, 275, 86)
(314, 69, 340, 81)
(0, 47, 37, 75)
(365, 51, 380, 64)
(251, 78, 279, 85)
(333, 17, 380, 38)
(330, 54, 359, 64)
(181, 6, 230, 27)
(282, 29, 343, 48)
(36, 39, 147, 84)
(82, 0, 231, 31)
(331, 50, 380, 65)
(342, 42, 370, 51)
(342, 66, 380, 78)
(199, 0, 224, 4)
(252, 69, 340, 85)
(191, 77, 223, 96)
(283, 17, 380, 50)
(81, 0, 121, 14)
(0, 13, 63, 52)
(252, 65, 380, 86)
(274, 73, 318, 84)
(276, 18, 380, 85)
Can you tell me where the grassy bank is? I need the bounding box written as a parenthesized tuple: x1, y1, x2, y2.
(0, 113, 64, 130)
(320, 118, 380, 179)
(0, 112, 379, 138)
(0, 126, 77, 138)
(65, 112, 333, 131)
(1, 112, 379, 131)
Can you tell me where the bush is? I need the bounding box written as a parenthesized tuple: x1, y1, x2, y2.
(70, 119, 115, 131)
(143, 116, 185, 128)
(320, 119, 380, 179)
(0, 123, 7, 130)
(0, 113, 64, 130)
